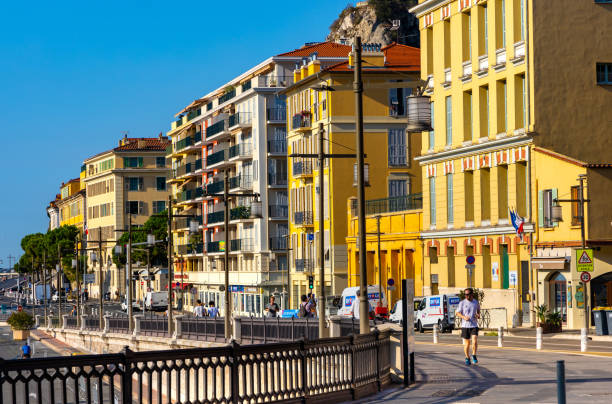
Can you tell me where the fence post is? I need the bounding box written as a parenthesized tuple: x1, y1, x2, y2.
(233, 317, 242, 344)
(536, 327, 543, 350)
(350, 334, 356, 400)
(433, 325, 439, 344)
(291, 316, 295, 341)
(498, 326, 504, 347)
(374, 328, 381, 391)
(62, 314, 69, 329)
(133, 314, 144, 337)
(35, 314, 42, 328)
(250, 315, 254, 344)
(300, 339, 308, 401)
(103, 314, 111, 335)
(80, 314, 88, 331)
(230, 340, 240, 404)
(121, 346, 133, 404)
(47, 315, 53, 329)
(263, 315, 267, 344)
(173, 315, 183, 340)
(580, 328, 588, 352)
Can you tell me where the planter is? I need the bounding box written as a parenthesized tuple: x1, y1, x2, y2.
(537, 322, 562, 334)
(12, 328, 30, 340)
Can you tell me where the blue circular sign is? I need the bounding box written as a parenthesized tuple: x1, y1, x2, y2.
(466, 255, 476, 265)
(387, 278, 395, 286)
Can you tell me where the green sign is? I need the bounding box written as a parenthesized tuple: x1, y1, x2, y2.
(576, 248, 594, 272)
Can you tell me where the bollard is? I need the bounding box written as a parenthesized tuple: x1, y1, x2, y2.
(498, 326, 503, 348)
(580, 328, 588, 352)
(536, 327, 543, 350)
(433, 325, 439, 344)
(556, 360, 566, 404)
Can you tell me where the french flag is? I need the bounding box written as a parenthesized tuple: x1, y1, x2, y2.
(84, 224, 88, 236)
(509, 209, 524, 241)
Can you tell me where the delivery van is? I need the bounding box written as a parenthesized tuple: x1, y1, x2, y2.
(414, 294, 460, 333)
(389, 297, 423, 326)
(144, 292, 168, 311)
(337, 286, 388, 318)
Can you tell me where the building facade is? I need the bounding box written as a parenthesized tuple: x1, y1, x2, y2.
(283, 43, 421, 308)
(82, 135, 170, 299)
(167, 42, 351, 315)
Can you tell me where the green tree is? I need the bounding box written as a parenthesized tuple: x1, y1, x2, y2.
(113, 211, 168, 268)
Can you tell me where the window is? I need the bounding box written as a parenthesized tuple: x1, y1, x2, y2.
(463, 91, 473, 141)
(479, 85, 490, 138)
(443, 20, 451, 69)
(388, 129, 408, 166)
(481, 168, 491, 221)
(594, 0, 612, 3)
(127, 177, 144, 191)
(124, 157, 143, 168)
(539, 189, 557, 228)
(445, 96, 452, 146)
(156, 157, 166, 168)
(429, 101, 435, 150)
(571, 186, 580, 226)
(462, 12, 471, 61)
(497, 165, 508, 218)
(520, 0, 525, 40)
(497, 80, 507, 133)
(426, 28, 433, 75)
(125, 201, 141, 215)
(388, 85, 408, 116)
(515, 162, 527, 217)
(465, 171, 474, 222)
(429, 177, 436, 226)
(496, 0, 506, 49)
(478, 5, 488, 55)
(156, 177, 167, 191)
(515, 74, 526, 129)
(153, 201, 166, 214)
(389, 178, 408, 197)
(447, 174, 454, 224)
(596, 63, 612, 85)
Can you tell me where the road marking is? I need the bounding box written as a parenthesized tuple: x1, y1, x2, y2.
(416, 341, 612, 358)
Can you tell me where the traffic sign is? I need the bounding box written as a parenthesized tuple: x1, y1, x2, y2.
(83, 273, 95, 283)
(387, 278, 395, 286)
(576, 248, 594, 272)
(466, 255, 475, 265)
(580, 271, 591, 283)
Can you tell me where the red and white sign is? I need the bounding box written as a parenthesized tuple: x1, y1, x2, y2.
(580, 272, 591, 283)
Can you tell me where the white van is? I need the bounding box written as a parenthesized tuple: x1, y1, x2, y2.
(414, 294, 460, 333)
(337, 286, 388, 318)
(389, 297, 423, 326)
(144, 292, 168, 311)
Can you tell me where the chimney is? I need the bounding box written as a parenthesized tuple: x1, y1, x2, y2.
(293, 63, 302, 82)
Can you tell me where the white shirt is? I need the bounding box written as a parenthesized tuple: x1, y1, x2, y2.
(193, 305, 204, 317)
(350, 298, 372, 320)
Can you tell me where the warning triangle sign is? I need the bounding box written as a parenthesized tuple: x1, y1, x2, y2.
(578, 251, 592, 264)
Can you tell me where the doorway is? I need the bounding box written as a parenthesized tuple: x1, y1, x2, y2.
(549, 272, 567, 323)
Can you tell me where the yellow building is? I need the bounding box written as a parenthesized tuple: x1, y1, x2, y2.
(345, 196, 423, 309)
(283, 43, 422, 307)
(56, 176, 85, 230)
(410, 0, 612, 328)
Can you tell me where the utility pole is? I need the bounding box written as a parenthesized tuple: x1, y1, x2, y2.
(376, 215, 383, 314)
(127, 213, 133, 331)
(579, 176, 588, 330)
(224, 170, 231, 340)
(354, 36, 369, 334)
(317, 121, 327, 337)
(98, 227, 103, 328)
(75, 236, 81, 327)
(43, 252, 47, 320)
(58, 245, 62, 319)
(167, 196, 174, 337)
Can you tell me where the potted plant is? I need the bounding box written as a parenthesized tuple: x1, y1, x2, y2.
(533, 304, 563, 333)
(7, 311, 35, 340)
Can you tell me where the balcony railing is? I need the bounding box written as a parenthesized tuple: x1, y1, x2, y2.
(292, 161, 312, 176)
(230, 206, 251, 220)
(205, 180, 224, 195)
(173, 216, 203, 230)
(292, 113, 311, 130)
(293, 211, 313, 225)
(270, 236, 288, 250)
(295, 259, 314, 272)
(241, 80, 252, 92)
(206, 120, 226, 139)
(229, 174, 253, 190)
(267, 107, 287, 121)
(218, 89, 236, 104)
(175, 135, 194, 153)
(207, 210, 224, 225)
(229, 143, 252, 159)
(267, 140, 287, 154)
(350, 193, 423, 216)
(207, 241, 222, 253)
(177, 243, 203, 255)
(269, 205, 288, 218)
(175, 159, 202, 177)
(230, 238, 254, 252)
(176, 187, 204, 203)
(206, 150, 226, 166)
(187, 108, 202, 121)
(228, 112, 252, 128)
(268, 173, 288, 186)
(257, 75, 292, 87)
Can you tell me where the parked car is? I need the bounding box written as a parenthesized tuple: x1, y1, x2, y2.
(144, 292, 168, 312)
(414, 294, 460, 333)
(389, 297, 423, 326)
(121, 299, 142, 312)
(337, 286, 388, 319)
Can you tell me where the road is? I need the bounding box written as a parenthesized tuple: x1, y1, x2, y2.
(0, 325, 62, 359)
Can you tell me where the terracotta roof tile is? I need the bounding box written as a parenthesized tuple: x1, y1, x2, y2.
(114, 137, 170, 152)
(324, 43, 420, 73)
(276, 41, 352, 58)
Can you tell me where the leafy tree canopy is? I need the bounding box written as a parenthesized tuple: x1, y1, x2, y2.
(112, 211, 168, 268)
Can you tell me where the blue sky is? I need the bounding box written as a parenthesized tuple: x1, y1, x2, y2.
(0, 0, 351, 265)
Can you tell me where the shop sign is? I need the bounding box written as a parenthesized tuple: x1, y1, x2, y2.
(230, 285, 244, 292)
(244, 287, 258, 293)
(575, 248, 594, 272)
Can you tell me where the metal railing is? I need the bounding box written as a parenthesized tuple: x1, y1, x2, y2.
(350, 193, 423, 216)
(176, 187, 204, 203)
(0, 330, 391, 404)
(292, 113, 311, 130)
(206, 149, 226, 166)
(268, 173, 288, 186)
(267, 139, 287, 154)
(269, 205, 288, 218)
(266, 107, 287, 121)
(139, 316, 168, 337)
(187, 108, 201, 121)
(65, 316, 78, 329)
(293, 211, 313, 225)
(229, 174, 252, 190)
(241, 80, 252, 92)
(84, 317, 100, 331)
(230, 205, 251, 220)
(177, 243, 203, 255)
(205, 180, 224, 194)
(180, 316, 225, 342)
(269, 236, 288, 250)
(218, 88, 236, 104)
(228, 112, 251, 128)
(108, 316, 130, 334)
(292, 161, 312, 176)
(206, 120, 226, 139)
(294, 259, 314, 272)
(207, 241, 222, 253)
(207, 210, 224, 224)
(173, 216, 202, 230)
(228, 143, 252, 159)
(230, 238, 254, 252)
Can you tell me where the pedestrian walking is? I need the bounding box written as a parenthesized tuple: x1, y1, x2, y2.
(350, 289, 374, 320)
(456, 288, 481, 366)
(298, 295, 311, 318)
(307, 293, 317, 317)
(193, 299, 205, 317)
(20, 341, 31, 359)
(265, 296, 280, 318)
(207, 301, 219, 318)
(70, 305, 77, 316)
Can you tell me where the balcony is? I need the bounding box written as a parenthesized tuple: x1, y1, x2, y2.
(269, 236, 287, 251)
(494, 49, 507, 71)
(176, 187, 204, 204)
(294, 259, 314, 273)
(442, 68, 451, 88)
(292, 113, 311, 131)
(267, 107, 286, 122)
(267, 140, 287, 154)
(177, 243, 203, 255)
(476, 55, 489, 76)
(206, 120, 229, 141)
(228, 112, 252, 129)
(187, 108, 202, 122)
(241, 80, 252, 92)
(230, 238, 254, 253)
(206, 149, 226, 167)
(268, 173, 287, 187)
(207, 241, 223, 253)
(293, 211, 313, 226)
(218, 88, 236, 105)
(207, 210, 224, 225)
(292, 161, 312, 177)
(269, 205, 288, 218)
(350, 193, 423, 216)
(461, 61, 472, 82)
(229, 174, 252, 190)
(173, 216, 202, 230)
(228, 143, 252, 160)
(257, 75, 292, 88)
(230, 206, 251, 221)
(511, 41, 526, 65)
(205, 180, 224, 195)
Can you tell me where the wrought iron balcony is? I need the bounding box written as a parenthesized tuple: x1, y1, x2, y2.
(176, 187, 204, 203)
(229, 143, 252, 159)
(228, 112, 252, 128)
(269, 236, 288, 250)
(267, 140, 287, 154)
(175, 159, 202, 177)
(207, 210, 224, 225)
(350, 193, 423, 216)
(230, 206, 251, 220)
(268, 173, 288, 186)
(292, 113, 311, 130)
(206, 150, 226, 166)
(187, 108, 201, 121)
(241, 80, 252, 92)
(207, 241, 222, 253)
(173, 216, 202, 230)
(267, 107, 286, 122)
(218, 88, 236, 104)
(292, 161, 312, 177)
(294, 259, 314, 272)
(177, 243, 203, 255)
(206, 120, 226, 139)
(205, 180, 224, 195)
(229, 174, 252, 190)
(230, 238, 254, 252)
(293, 211, 313, 225)
(269, 205, 288, 218)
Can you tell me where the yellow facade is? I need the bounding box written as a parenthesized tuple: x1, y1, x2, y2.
(345, 198, 423, 308)
(284, 46, 422, 307)
(58, 177, 85, 230)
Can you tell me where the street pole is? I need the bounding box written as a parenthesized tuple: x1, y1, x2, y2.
(318, 122, 327, 337)
(43, 252, 47, 320)
(167, 196, 174, 336)
(579, 176, 588, 330)
(98, 227, 103, 328)
(76, 237, 81, 327)
(376, 215, 382, 314)
(58, 245, 62, 319)
(224, 170, 231, 340)
(127, 213, 133, 331)
(354, 36, 369, 334)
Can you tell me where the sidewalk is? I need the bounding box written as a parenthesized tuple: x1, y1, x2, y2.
(0, 325, 63, 359)
(30, 328, 86, 356)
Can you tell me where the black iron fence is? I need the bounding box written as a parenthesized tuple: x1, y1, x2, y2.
(0, 330, 391, 404)
(84, 317, 100, 331)
(108, 316, 130, 334)
(180, 316, 225, 342)
(64, 317, 78, 329)
(139, 316, 168, 337)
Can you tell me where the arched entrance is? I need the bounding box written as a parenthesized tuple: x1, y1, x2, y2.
(591, 272, 612, 309)
(548, 272, 567, 323)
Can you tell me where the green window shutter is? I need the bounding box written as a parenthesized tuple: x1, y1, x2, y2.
(138, 157, 144, 167)
(552, 188, 559, 227)
(538, 190, 544, 228)
(123, 157, 128, 167)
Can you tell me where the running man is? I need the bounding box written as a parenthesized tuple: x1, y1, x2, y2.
(456, 288, 480, 365)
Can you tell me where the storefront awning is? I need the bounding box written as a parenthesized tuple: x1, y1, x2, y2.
(531, 257, 569, 270)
